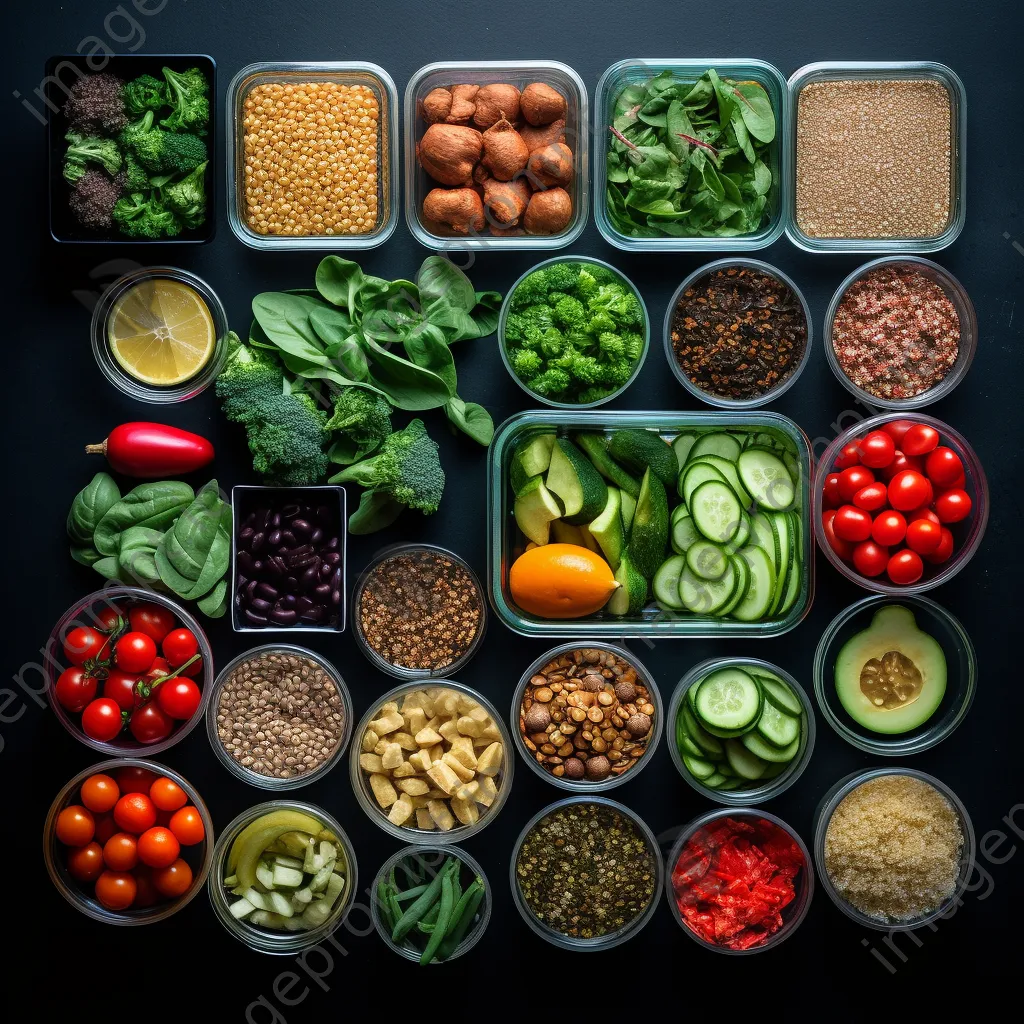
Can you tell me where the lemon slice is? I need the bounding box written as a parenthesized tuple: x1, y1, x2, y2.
(108, 278, 215, 387)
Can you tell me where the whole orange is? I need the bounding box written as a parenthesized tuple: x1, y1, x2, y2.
(509, 543, 619, 618)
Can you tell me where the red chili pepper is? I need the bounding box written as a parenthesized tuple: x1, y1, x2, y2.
(85, 423, 214, 478)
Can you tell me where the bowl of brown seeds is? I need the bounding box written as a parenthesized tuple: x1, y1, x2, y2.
(511, 644, 662, 792)
(206, 645, 353, 790)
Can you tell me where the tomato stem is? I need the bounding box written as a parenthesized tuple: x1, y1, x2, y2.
(134, 654, 200, 702)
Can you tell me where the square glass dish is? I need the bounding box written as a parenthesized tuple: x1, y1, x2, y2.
(487, 410, 813, 638)
(786, 62, 966, 253)
(404, 60, 588, 249)
(592, 58, 789, 252)
(226, 62, 398, 249)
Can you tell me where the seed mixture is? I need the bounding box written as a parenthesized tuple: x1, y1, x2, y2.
(670, 266, 808, 401)
(216, 650, 346, 780)
(518, 647, 656, 782)
(242, 80, 380, 236)
(796, 79, 952, 239)
(357, 549, 484, 673)
(516, 802, 657, 939)
(824, 774, 964, 922)
(832, 265, 961, 400)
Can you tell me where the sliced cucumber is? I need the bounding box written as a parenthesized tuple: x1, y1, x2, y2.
(672, 432, 698, 469)
(689, 432, 742, 463)
(681, 703, 724, 757)
(686, 540, 728, 581)
(756, 675, 803, 717)
(715, 776, 745, 790)
(679, 732, 706, 759)
(670, 512, 702, 555)
(777, 550, 803, 617)
(653, 555, 686, 609)
(608, 429, 678, 489)
(575, 433, 641, 498)
(678, 560, 736, 615)
(577, 525, 602, 554)
(689, 480, 742, 545)
(547, 438, 609, 525)
(717, 554, 750, 617)
(738, 448, 796, 511)
(694, 668, 763, 732)
(618, 487, 637, 535)
(680, 461, 726, 505)
(682, 754, 717, 780)
(741, 729, 799, 763)
(748, 511, 776, 563)
(756, 700, 801, 748)
(514, 477, 562, 546)
(510, 434, 555, 494)
(731, 546, 776, 622)
(724, 738, 767, 780)
(703, 771, 730, 788)
(607, 550, 647, 616)
(588, 488, 625, 570)
(728, 510, 752, 553)
(688, 453, 753, 508)
(768, 511, 792, 615)
(625, 468, 669, 579)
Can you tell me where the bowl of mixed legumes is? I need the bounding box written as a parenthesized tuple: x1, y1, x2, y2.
(226, 62, 398, 249)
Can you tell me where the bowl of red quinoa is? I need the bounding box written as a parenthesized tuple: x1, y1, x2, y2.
(825, 257, 977, 409)
(664, 259, 812, 408)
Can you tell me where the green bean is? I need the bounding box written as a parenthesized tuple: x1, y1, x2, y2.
(390, 858, 456, 942)
(394, 883, 428, 902)
(416, 919, 436, 934)
(436, 879, 485, 960)
(376, 880, 395, 928)
(419, 871, 455, 965)
(422, 901, 441, 926)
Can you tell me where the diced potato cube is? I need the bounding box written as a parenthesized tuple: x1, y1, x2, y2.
(415, 726, 443, 747)
(447, 743, 477, 770)
(397, 778, 430, 796)
(361, 729, 379, 753)
(426, 761, 461, 795)
(393, 731, 418, 752)
(425, 686, 444, 700)
(373, 739, 389, 756)
(442, 751, 475, 783)
(403, 707, 427, 736)
(454, 780, 479, 803)
(410, 795, 431, 809)
(381, 743, 404, 770)
(474, 776, 497, 807)
(387, 794, 414, 826)
(435, 690, 459, 715)
(381, 701, 399, 714)
(476, 742, 503, 777)
(359, 753, 384, 773)
(400, 691, 431, 712)
(428, 799, 455, 831)
(424, 789, 448, 800)
(369, 774, 397, 809)
(450, 797, 479, 826)
(428, 744, 445, 763)
(457, 715, 482, 738)
(415, 808, 435, 830)
(438, 719, 460, 743)
(408, 749, 433, 773)
(392, 762, 417, 779)
(370, 710, 404, 735)
(457, 694, 478, 715)
(480, 722, 502, 742)
(469, 705, 489, 724)
(472, 734, 492, 748)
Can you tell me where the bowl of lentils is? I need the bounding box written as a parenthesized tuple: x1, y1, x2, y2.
(206, 645, 352, 790)
(665, 259, 811, 408)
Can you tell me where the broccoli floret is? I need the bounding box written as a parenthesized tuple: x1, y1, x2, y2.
(542, 262, 583, 294)
(578, 385, 614, 404)
(112, 192, 181, 239)
(120, 111, 207, 174)
(324, 386, 393, 464)
(528, 367, 572, 397)
(160, 66, 209, 135)
(163, 161, 207, 229)
(64, 72, 126, 134)
(64, 131, 122, 181)
(123, 152, 150, 191)
(123, 74, 169, 115)
(508, 270, 550, 310)
(538, 327, 567, 359)
(588, 283, 644, 327)
(575, 267, 600, 302)
(69, 168, 123, 229)
(622, 332, 646, 362)
(599, 332, 625, 358)
(509, 348, 543, 379)
(502, 313, 529, 344)
(552, 295, 587, 332)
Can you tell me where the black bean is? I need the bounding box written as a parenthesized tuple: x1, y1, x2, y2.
(313, 583, 331, 601)
(237, 551, 255, 575)
(245, 609, 269, 626)
(285, 575, 299, 591)
(237, 574, 249, 590)
(332, 588, 342, 606)
(315, 505, 332, 524)
(251, 531, 266, 553)
(300, 606, 325, 624)
(246, 579, 259, 602)
(255, 508, 271, 528)
(279, 594, 298, 609)
(325, 535, 339, 552)
(256, 582, 278, 601)
(331, 567, 342, 592)
(271, 512, 282, 528)
(270, 608, 298, 626)
(281, 530, 298, 548)
(268, 530, 282, 547)
(250, 597, 272, 614)
(301, 565, 320, 590)
(251, 559, 264, 575)
(289, 552, 318, 569)
(319, 562, 334, 580)
(292, 519, 313, 537)
(310, 527, 324, 545)
(239, 526, 254, 547)
(289, 544, 313, 558)
(323, 551, 341, 566)
(295, 596, 315, 616)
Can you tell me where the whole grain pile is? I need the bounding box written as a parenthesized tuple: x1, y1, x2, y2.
(796, 79, 952, 239)
(824, 774, 964, 922)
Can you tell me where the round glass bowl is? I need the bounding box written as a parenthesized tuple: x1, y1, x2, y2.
(813, 412, 989, 594)
(666, 658, 815, 804)
(370, 844, 491, 963)
(510, 643, 663, 793)
(813, 768, 975, 932)
(46, 586, 214, 756)
(44, 757, 213, 926)
(663, 258, 812, 409)
(205, 645, 353, 791)
(814, 594, 976, 756)
(351, 544, 487, 680)
(824, 257, 977, 410)
(510, 796, 663, 950)
(350, 679, 513, 844)
(208, 799, 358, 954)
(90, 266, 229, 403)
(664, 807, 813, 953)
(497, 255, 650, 409)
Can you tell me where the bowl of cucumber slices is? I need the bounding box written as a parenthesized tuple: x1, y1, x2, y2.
(668, 658, 815, 804)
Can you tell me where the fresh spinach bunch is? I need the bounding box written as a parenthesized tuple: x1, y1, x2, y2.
(606, 69, 776, 238)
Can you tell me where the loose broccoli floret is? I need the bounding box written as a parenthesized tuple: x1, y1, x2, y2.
(527, 366, 572, 396)
(123, 152, 150, 191)
(112, 192, 182, 239)
(324, 386, 393, 465)
(552, 295, 587, 332)
(542, 262, 583, 294)
(163, 161, 207, 229)
(123, 74, 168, 115)
(510, 348, 543, 378)
(64, 72, 126, 134)
(69, 169, 123, 229)
(120, 111, 207, 174)
(588, 283, 644, 326)
(63, 131, 122, 181)
(160, 66, 210, 135)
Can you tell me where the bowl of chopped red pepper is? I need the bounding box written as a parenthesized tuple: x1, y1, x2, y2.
(665, 808, 813, 953)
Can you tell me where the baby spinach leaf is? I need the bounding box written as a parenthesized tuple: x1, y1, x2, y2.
(118, 526, 166, 586)
(445, 396, 494, 446)
(403, 323, 458, 392)
(70, 545, 102, 567)
(346, 488, 405, 535)
(733, 83, 776, 143)
(417, 255, 476, 312)
(154, 480, 231, 601)
(197, 580, 228, 618)
(67, 472, 120, 546)
(751, 159, 773, 196)
(315, 256, 367, 311)
(92, 556, 129, 583)
(94, 481, 194, 557)
(252, 292, 331, 366)
(363, 337, 453, 410)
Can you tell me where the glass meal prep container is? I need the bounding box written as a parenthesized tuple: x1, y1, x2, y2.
(593, 58, 789, 252)
(226, 62, 398, 250)
(487, 410, 813, 638)
(786, 62, 966, 253)
(404, 60, 589, 249)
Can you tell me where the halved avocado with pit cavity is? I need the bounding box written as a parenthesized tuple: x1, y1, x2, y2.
(835, 604, 946, 734)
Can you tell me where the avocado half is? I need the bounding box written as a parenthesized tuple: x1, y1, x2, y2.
(834, 604, 947, 734)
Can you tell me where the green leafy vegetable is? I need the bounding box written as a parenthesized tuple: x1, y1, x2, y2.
(67, 472, 120, 546)
(93, 481, 194, 557)
(123, 74, 168, 116)
(160, 66, 210, 135)
(118, 526, 167, 587)
(325, 386, 393, 465)
(63, 131, 122, 182)
(154, 481, 232, 601)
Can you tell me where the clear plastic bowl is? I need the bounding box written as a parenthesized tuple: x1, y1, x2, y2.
(813, 767, 975, 931)
(509, 643, 663, 793)
(823, 256, 977, 410)
(813, 593, 976, 756)
(594, 58, 789, 252)
(206, 644, 353, 790)
(90, 267, 229, 403)
(350, 543, 487, 680)
(369, 844, 491, 963)
(404, 60, 589, 249)
(226, 62, 398, 250)
(46, 586, 214, 756)
(207, 799, 358, 954)
(663, 258, 812, 408)
(349, 679, 512, 844)
(43, 757, 213, 926)
(666, 657, 815, 804)
(497, 255, 649, 408)
(510, 795, 663, 950)
(813, 412, 989, 594)
(787, 62, 966, 253)
(664, 806, 814, 953)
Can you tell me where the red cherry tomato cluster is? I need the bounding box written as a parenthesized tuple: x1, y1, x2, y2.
(821, 420, 970, 586)
(56, 767, 205, 912)
(53, 601, 204, 745)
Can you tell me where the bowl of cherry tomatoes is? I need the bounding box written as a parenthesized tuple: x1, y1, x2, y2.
(46, 586, 213, 755)
(44, 758, 213, 925)
(814, 413, 988, 594)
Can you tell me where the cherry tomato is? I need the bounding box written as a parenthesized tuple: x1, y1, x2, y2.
(902, 423, 940, 456)
(103, 832, 138, 871)
(853, 540, 889, 577)
(81, 698, 124, 742)
(142, 657, 171, 685)
(137, 826, 181, 869)
(117, 766, 158, 794)
(67, 841, 104, 883)
(880, 450, 924, 481)
(821, 509, 854, 560)
(853, 482, 888, 512)
(925, 526, 955, 564)
(169, 805, 205, 846)
(859, 430, 897, 469)
(150, 777, 188, 813)
(882, 420, 917, 448)
(103, 670, 140, 712)
(128, 603, 176, 644)
(908, 507, 941, 526)
(162, 628, 199, 668)
(130, 702, 175, 745)
(935, 488, 972, 524)
(80, 774, 119, 814)
(871, 510, 907, 547)
(888, 549, 924, 585)
(54, 666, 98, 713)
(832, 505, 873, 543)
(906, 518, 943, 555)
(156, 678, 201, 721)
(924, 446, 964, 488)
(95, 870, 137, 911)
(822, 473, 843, 508)
(115, 632, 157, 674)
(834, 440, 862, 470)
(62, 626, 108, 667)
(55, 805, 95, 847)
(888, 470, 932, 512)
(133, 867, 161, 908)
(181, 656, 203, 679)
(837, 466, 875, 503)
(92, 606, 122, 632)
(113, 792, 156, 834)
(152, 858, 193, 899)
(94, 814, 118, 845)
